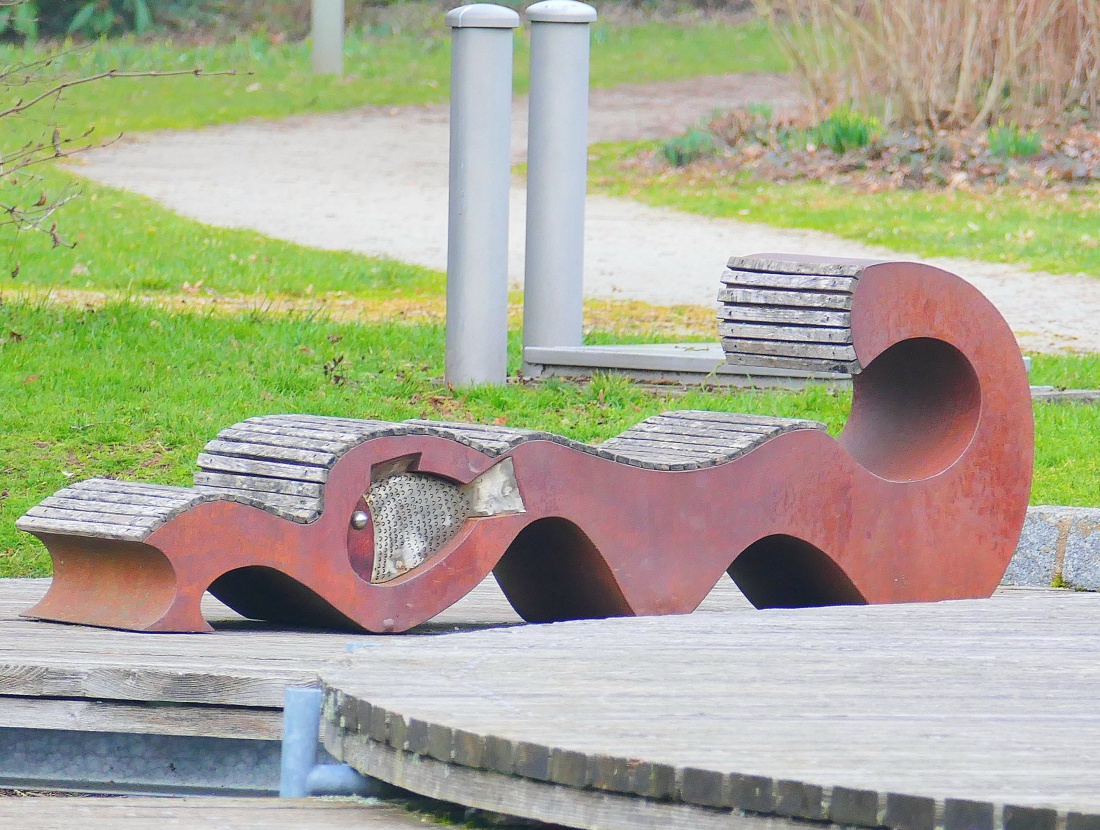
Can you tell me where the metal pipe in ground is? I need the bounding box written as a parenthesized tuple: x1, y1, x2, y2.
(445, 4, 520, 386)
(522, 0, 597, 350)
(311, 0, 345, 75)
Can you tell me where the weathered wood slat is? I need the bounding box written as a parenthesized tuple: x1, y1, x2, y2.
(195, 454, 329, 483)
(203, 439, 335, 468)
(35, 497, 200, 518)
(216, 426, 355, 454)
(721, 268, 858, 293)
(73, 479, 196, 498)
(243, 417, 387, 441)
(197, 488, 320, 521)
(48, 487, 191, 508)
(716, 322, 853, 344)
(658, 411, 823, 430)
(0, 697, 283, 740)
(718, 287, 853, 310)
(193, 472, 324, 498)
(717, 305, 852, 327)
(721, 339, 858, 361)
(25, 504, 165, 526)
(724, 352, 859, 374)
(600, 436, 747, 458)
(612, 424, 790, 449)
(635, 417, 781, 436)
(727, 255, 867, 278)
(13, 515, 149, 541)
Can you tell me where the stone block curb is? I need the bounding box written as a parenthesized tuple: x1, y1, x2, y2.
(1005, 506, 1100, 589)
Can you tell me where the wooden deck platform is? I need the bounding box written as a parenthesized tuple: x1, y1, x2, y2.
(3, 576, 1098, 829)
(319, 588, 1100, 830)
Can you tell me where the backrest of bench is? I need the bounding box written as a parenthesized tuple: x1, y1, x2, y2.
(719, 256, 863, 376)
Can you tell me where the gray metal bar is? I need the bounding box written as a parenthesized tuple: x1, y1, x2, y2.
(280, 687, 376, 798)
(522, 1, 597, 350)
(0, 727, 282, 796)
(444, 4, 520, 387)
(280, 687, 322, 798)
(311, 0, 345, 76)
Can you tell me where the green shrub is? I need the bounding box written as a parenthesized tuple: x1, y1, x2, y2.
(988, 124, 1044, 159)
(661, 129, 718, 167)
(808, 106, 881, 155)
(0, 0, 211, 40)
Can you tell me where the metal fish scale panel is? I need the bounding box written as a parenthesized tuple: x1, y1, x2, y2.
(367, 474, 471, 584)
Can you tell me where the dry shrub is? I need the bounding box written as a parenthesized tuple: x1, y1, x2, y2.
(756, 0, 1100, 129)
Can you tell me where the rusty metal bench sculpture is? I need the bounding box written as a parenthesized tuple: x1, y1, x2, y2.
(17, 255, 1034, 633)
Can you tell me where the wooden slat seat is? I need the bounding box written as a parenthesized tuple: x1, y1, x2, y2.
(17, 480, 219, 542)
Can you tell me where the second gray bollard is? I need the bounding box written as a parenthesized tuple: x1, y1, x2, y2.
(522, 0, 597, 350)
(311, 0, 345, 76)
(445, 4, 520, 387)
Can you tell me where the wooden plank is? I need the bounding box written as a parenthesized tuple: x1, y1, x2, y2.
(204, 489, 320, 520)
(602, 435, 748, 461)
(726, 255, 867, 278)
(0, 797, 435, 830)
(717, 305, 852, 327)
(243, 417, 387, 441)
(724, 353, 860, 374)
(32, 499, 179, 519)
(717, 288, 853, 310)
(73, 480, 195, 497)
(216, 426, 355, 454)
(195, 454, 328, 483)
(202, 440, 335, 468)
(193, 472, 323, 498)
(721, 269, 858, 293)
(721, 339, 858, 361)
(717, 322, 853, 344)
(0, 697, 282, 740)
(614, 424, 784, 449)
(13, 515, 148, 542)
(46, 488, 194, 509)
(658, 411, 823, 430)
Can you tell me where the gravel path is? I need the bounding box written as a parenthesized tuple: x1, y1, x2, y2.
(73, 73, 1100, 354)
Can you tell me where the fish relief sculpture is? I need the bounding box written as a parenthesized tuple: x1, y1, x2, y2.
(366, 458, 526, 583)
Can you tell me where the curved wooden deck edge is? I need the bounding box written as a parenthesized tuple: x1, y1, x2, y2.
(321, 707, 1091, 830)
(323, 722, 811, 830)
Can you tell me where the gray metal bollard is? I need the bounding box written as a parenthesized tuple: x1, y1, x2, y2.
(311, 0, 345, 76)
(445, 4, 520, 387)
(522, 0, 597, 350)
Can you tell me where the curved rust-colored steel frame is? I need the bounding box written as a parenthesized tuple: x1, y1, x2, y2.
(23, 260, 1033, 632)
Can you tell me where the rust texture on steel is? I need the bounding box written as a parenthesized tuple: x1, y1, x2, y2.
(17, 258, 1034, 633)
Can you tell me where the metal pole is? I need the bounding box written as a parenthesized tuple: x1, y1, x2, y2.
(311, 0, 344, 76)
(522, 0, 597, 350)
(445, 4, 520, 386)
(279, 687, 322, 798)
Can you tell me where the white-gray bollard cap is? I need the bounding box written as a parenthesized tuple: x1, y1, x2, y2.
(525, 0, 597, 23)
(446, 3, 521, 28)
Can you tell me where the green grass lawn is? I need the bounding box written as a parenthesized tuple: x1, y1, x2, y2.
(589, 142, 1100, 279)
(1, 299, 1097, 577)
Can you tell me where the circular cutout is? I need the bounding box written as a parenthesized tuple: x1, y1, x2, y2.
(840, 337, 981, 482)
